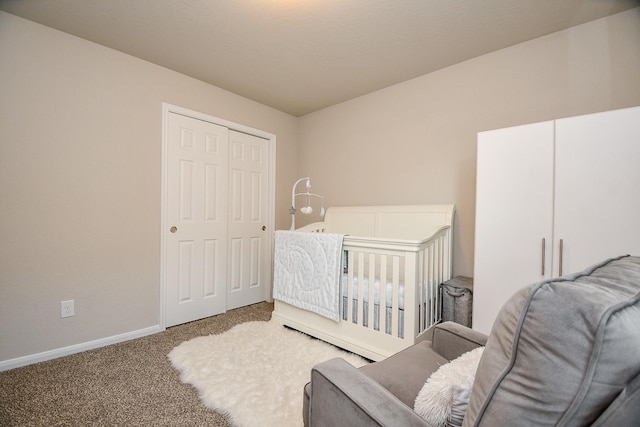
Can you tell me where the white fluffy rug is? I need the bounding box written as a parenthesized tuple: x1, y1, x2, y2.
(168, 320, 369, 427)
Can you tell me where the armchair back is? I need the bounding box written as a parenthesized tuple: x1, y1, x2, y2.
(465, 255, 640, 426)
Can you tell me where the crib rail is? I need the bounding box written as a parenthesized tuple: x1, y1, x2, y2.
(341, 226, 451, 342)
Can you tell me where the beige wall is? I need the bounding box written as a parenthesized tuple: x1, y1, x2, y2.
(2, 8, 640, 366)
(0, 11, 298, 363)
(298, 8, 640, 277)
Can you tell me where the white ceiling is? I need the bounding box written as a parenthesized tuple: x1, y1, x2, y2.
(1, 0, 637, 116)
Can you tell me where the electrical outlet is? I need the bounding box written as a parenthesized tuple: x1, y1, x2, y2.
(61, 300, 74, 318)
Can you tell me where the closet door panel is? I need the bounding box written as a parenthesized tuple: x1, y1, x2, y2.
(165, 113, 229, 327)
(226, 130, 270, 310)
(554, 106, 640, 275)
(473, 121, 555, 334)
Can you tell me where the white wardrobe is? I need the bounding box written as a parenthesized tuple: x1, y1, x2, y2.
(473, 106, 640, 334)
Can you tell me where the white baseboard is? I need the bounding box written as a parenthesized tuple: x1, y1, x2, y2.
(0, 324, 164, 372)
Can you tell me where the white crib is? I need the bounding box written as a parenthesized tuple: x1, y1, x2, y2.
(272, 205, 455, 361)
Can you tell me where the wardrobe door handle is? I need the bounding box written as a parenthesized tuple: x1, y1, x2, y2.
(541, 238, 546, 275)
(559, 239, 564, 276)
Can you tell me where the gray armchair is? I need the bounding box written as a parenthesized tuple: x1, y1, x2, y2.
(304, 255, 640, 426)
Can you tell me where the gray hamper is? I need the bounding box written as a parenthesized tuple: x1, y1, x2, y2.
(441, 276, 473, 327)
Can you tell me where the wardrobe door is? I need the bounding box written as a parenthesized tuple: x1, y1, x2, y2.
(554, 106, 640, 275)
(473, 121, 555, 334)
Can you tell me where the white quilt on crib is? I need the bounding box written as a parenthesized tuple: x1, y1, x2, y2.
(273, 230, 344, 322)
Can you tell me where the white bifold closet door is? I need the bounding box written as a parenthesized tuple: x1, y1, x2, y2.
(226, 130, 270, 310)
(165, 112, 269, 327)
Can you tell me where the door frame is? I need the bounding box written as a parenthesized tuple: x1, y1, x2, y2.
(160, 103, 276, 329)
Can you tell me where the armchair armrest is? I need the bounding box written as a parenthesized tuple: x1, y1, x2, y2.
(431, 321, 488, 361)
(309, 358, 432, 427)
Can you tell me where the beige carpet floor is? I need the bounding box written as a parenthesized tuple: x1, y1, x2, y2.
(0, 302, 274, 427)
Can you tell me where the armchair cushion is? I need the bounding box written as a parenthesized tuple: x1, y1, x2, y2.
(359, 322, 488, 408)
(465, 255, 640, 426)
(359, 340, 448, 408)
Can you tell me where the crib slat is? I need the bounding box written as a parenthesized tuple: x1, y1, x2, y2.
(391, 256, 400, 337)
(416, 248, 429, 332)
(436, 240, 441, 324)
(367, 253, 375, 331)
(347, 250, 354, 324)
(429, 243, 435, 327)
(437, 234, 445, 321)
(356, 251, 364, 327)
(379, 254, 387, 335)
(404, 250, 418, 341)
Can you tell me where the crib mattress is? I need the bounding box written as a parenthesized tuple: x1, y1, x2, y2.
(342, 275, 405, 309)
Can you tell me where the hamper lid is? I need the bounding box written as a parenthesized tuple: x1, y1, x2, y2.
(442, 276, 473, 292)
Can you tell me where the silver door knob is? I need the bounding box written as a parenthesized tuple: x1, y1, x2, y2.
(170, 226, 177, 233)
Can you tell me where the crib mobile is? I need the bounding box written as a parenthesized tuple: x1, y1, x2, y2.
(289, 176, 325, 231)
